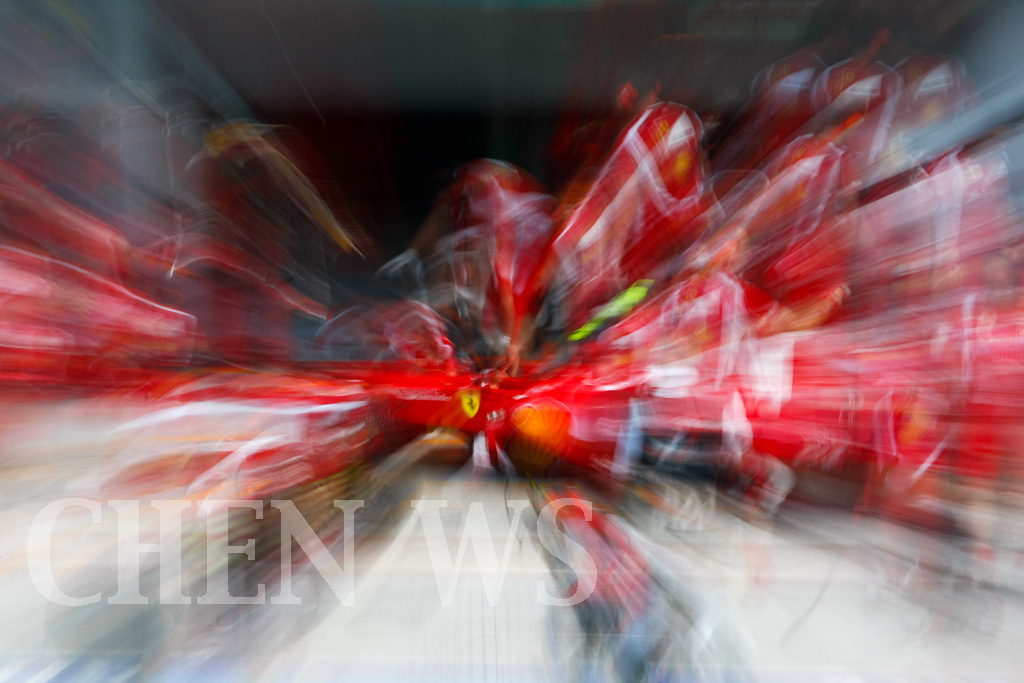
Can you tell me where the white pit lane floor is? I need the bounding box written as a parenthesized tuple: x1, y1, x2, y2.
(254, 476, 1024, 683)
(2, 474, 1024, 682)
(0, 396, 1023, 681)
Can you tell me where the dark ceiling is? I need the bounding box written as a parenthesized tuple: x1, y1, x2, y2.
(155, 0, 823, 115)
(142, 0, 1001, 249)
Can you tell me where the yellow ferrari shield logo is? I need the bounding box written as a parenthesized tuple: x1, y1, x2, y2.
(460, 390, 481, 418)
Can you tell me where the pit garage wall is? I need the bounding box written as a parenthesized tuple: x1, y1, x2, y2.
(0, 0, 337, 357)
